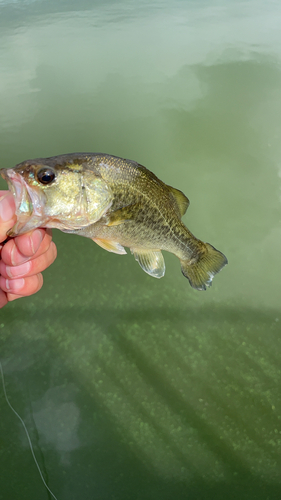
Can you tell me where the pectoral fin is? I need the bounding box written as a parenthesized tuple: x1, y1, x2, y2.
(93, 238, 127, 255)
(131, 249, 165, 278)
(103, 204, 140, 227)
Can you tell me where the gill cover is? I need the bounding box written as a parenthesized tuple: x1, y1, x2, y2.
(1, 166, 113, 236)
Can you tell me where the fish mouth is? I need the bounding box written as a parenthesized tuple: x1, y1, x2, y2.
(1, 168, 23, 203)
(0, 168, 44, 236)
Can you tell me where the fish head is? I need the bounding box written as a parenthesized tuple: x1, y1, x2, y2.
(1, 156, 113, 236)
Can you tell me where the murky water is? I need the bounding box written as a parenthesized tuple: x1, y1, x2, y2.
(0, 1, 281, 499)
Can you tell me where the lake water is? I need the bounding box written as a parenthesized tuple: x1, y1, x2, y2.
(0, 1, 281, 499)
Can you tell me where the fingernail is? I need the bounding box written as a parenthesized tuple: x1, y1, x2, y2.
(6, 261, 31, 278)
(30, 230, 43, 254)
(0, 193, 14, 222)
(5, 278, 25, 292)
(10, 244, 18, 266)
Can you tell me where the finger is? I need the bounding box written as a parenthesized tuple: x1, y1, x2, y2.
(0, 191, 16, 242)
(14, 228, 52, 257)
(0, 273, 43, 296)
(0, 288, 8, 309)
(1, 230, 53, 266)
(6, 292, 25, 302)
(0, 242, 57, 279)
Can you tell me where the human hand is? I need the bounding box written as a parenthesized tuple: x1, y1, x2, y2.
(0, 191, 57, 308)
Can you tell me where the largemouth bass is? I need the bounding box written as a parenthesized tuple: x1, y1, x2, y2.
(0, 153, 227, 290)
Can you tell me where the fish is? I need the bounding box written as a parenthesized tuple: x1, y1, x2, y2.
(0, 153, 227, 290)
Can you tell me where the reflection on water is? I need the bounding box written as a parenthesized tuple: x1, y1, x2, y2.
(0, 0, 281, 499)
(31, 385, 80, 465)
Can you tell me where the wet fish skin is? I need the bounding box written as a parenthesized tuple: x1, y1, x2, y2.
(0, 153, 227, 290)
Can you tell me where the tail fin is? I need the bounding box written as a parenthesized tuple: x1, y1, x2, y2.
(180, 242, 228, 291)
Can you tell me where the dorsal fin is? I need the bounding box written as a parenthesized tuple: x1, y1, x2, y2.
(167, 185, 190, 217)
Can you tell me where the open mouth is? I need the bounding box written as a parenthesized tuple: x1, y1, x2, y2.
(0, 168, 33, 217)
(0, 168, 45, 236)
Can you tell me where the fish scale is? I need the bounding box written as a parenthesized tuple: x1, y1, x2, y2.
(1, 153, 227, 290)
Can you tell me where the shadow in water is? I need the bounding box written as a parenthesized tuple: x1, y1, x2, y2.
(0, 304, 280, 499)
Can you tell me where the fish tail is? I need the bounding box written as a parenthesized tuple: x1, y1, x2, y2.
(180, 242, 227, 290)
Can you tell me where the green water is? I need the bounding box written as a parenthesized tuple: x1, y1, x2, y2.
(0, 1, 281, 499)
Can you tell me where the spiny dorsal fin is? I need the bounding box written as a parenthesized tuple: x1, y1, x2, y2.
(166, 185, 190, 217)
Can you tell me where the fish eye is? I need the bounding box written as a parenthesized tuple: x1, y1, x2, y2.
(37, 167, 56, 185)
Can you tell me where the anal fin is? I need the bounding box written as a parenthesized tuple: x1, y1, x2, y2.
(93, 238, 127, 255)
(131, 249, 165, 279)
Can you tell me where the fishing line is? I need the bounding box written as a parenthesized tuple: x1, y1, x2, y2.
(0, 361, 59, 500)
